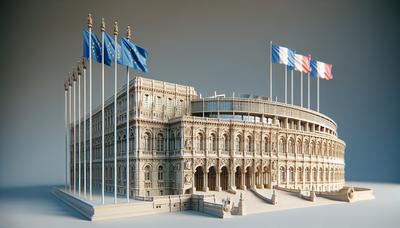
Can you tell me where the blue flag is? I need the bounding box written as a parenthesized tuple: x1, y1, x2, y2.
(121, 38, 148, 73)
(83, 30, 102, 63)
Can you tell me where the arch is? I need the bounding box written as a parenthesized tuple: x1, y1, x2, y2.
(143, 132, 152, 152)
(278, 137, 286, 154)
(310, 141, 316, 155)
(222, 133, 230, 152)
(319, 167, 324, 181)
(208, 166, 217, 191)
(235, 134, 242, 152)
(169, 132, 175, 151)
(305, 167, 311, 182)
(220, 166, 229, 191)
(323, 142, 327, 156)
(235, 166, 242, 189)
(156, 133, 164, 151)
(325, 167, 329, 182)
(313, 167, 318, 182)
(246, 135, 253, 152)
(262, 165, 270, 188)
(245, 166, 253, 189)
(296, 139, 302, 154)
(297, 167, 303, 182)
(289, 167, 295, 183)
(304, 139, 309, 155)
(288, 138, 295, 154)
(330, 168, 334, 181)
(264, 136, 269, 153)
(279, 166, 286, 183)
(158, 165, 164, 181)
(196, 132, 205, 151)
(316, 141, 322, 155)
(144, 165, 152, 189)
(255, 166, 262, 187)
(210, 133, 217, 152)
(194, 166, 204, 191)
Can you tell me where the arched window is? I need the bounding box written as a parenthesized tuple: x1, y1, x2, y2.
(145, 165, 151, 181)
(305, 167, 311, 182)
(311, 141, 316, 155)
(197, 133, 204, 150)
(289, 167, 294, 183)
(317, 142, 321, 155)
(297, 167, 303, 182)
(235, 135, 242, 152)
(170, 133, 175, 151)
(278, 138, 285, 154)
(319, 168, 323, 181)
(325, 168, 329, 181)
(313, 167, 318, 182)
(280, 166, 286, 183)
(288, 138, 295, 154)
(296, 139, 302, 154)
(157, 133, 164, 151)
(143, 94, 151, 107)
(323, 142, 327, 156)
(210, 133, 217, 151)
(158, 166, 164, 181)
(264, 137, 269, 153)
(223, 134, 229, 151)
(246, 135, 253, 152)
(330, 168, 334, 181)
(304, 140, 309, 155)
(144, 132, 152, 152)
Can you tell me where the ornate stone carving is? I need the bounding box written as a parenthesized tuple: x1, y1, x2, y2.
(184, 174, 192, 185)
(184, 159, 192, 170)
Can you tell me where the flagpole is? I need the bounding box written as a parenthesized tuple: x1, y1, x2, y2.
(64, 79, 68, 190)
(269, 41, 272, 100)
(73, 71, 77, 194)
(317, 75, 320, 112)
(113, 22, 118, 204)
(300, 72, 303, 107)
(126, 26, 131, 203)
(285, 67, 287, 104)
(308, 73, 310, 109)
(78, 64, 82, 196)
(101, 18, 105, 205)
(82, 58, 87, 198)
(88, 14, 93, 201)
(291, 69, 293, 105)
(68, 76, 72, 192)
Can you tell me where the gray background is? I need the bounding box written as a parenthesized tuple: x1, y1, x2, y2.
(0, 0, 399, 188)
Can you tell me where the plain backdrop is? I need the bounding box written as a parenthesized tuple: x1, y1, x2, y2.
(0, 0, 399, 188)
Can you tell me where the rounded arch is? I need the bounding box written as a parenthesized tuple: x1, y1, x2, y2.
(210, 132, 217, 152)
(196, 132, 205, 151)
(194, 166, 204, 191)
(235, 134, 242, 152)
(208, 166, 217, 191)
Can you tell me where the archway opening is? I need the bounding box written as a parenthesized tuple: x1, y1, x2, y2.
(235, 167, 242, 189)
(245, 166, 253, 189)
(194, 166, 204, 191)
(208, 166, 217, 191)
(220, 166, 229, 191)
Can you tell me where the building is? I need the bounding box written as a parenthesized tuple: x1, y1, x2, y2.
(70, 76, 345, 198)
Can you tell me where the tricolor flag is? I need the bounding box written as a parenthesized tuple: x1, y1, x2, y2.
(294, 54, 311, 73)
(311, 60, 333, 80)
(272, 44, 295, 68)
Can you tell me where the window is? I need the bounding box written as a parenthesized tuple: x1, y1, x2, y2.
(143, 94, 151, 107)
(288, 139, 294, 154)
(313, 168, 318, 182)
(222, 134, 229, 151)
(145, 165, 151, 181)
(235, 135, 242, 152)
(264, 137, 269, 153)
(144, 132, 152, 152)
(280, 166, 286, 183)
(211, 133, 217, 151)
(289, 167, 294, 183)
(297, 167, 303, 182)
(278, 138, 285, 153)
(246, 136, 253, 152)
(296, 139, 302, 154)
(197, 133, 204, 150)
(157, 133, 164, 151)
(158, 166, 164, 181)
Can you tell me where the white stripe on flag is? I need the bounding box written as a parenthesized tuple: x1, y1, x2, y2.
(279, 47, 289, 65)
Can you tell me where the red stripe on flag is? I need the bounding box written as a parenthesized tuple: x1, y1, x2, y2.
(303, 56, 311, 73)
(325, 64, 333, 80)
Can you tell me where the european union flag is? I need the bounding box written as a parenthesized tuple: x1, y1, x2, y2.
(83, 30, 102, 63)
(103, 32, 139, 70)
(121, 38, 148, 73)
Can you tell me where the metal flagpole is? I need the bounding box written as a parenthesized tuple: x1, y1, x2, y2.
(88, 14, 93, 201)
(126, 26, 131, 203)
(269, 41, 272, 100)
(78, 64, 82, 196)
(308, 73, 310, 109)
(300, 72, 303, 107)
(73, 71, 77, 194)
(68, 76, 72, 192)
(317, 76, 320, 112)
(64, 79, 68, 190)
(82, 58, 87, 198)
(101, 18, 105, 205)
(291, 70, 293, 105)
(113, 22, 118, 204)
(285, 67, 287, 104)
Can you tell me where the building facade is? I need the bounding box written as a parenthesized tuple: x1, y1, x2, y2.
(70, 77, 345, 197)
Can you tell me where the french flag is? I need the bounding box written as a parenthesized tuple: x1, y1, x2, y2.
(311, 60, 333, 80)
(294, 54, 311, 73)
(272, 44, 295, 68)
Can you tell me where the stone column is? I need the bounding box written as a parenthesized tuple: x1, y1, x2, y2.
(204, 168, 209, 192)
(216, 169, 221, 191)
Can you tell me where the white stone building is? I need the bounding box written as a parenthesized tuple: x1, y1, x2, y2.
(70, 76, 345, 197)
